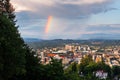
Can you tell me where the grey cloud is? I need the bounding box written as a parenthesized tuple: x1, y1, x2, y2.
(14, 0, 116, 18)
(11, 0, 120, 39)
(86, 24, 120, 32)
(80, 33, 120, 39)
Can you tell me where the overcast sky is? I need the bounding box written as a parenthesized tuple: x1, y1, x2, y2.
(11, 0, 120, 39)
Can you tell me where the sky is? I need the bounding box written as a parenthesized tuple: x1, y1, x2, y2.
(11, 0, 120, 39)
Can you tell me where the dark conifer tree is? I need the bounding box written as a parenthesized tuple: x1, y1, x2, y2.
(0, 1, 43, 80)
(0, 15, 26, 80)
(0, 0, 15, 23)
(0, 0, 26, 79)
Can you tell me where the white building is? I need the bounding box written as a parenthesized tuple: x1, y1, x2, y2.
(95, 70, 108, 79)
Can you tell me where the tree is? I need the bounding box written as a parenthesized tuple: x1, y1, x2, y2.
(0, 15, 26, 80)
(23, 46, 44, 80)
(0, 0, 43, 80)
(64, 62, 78, 74)
(84, 62, 97, 74)
(79, 55, 93, 75)
(64, 62, 80, 80)
(78, 54, 111, 79)
(0, 9, 44, 80)
(112, 66, 120, 76)
(45, 58, 65, 80)
(0, 0, 5, 14)
(0, 0, 15, 23)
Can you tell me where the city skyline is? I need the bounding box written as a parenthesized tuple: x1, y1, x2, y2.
(11, 0, 120, 39)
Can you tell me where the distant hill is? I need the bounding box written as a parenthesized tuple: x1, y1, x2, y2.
(25, 39, 120, 49)
(23, 38, 42, 42)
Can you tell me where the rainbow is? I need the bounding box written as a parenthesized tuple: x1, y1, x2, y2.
(45, 16, 52, 34)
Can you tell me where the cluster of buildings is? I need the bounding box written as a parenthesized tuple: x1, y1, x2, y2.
(35, 43, 120, 68)
(33, 43, 120, 79)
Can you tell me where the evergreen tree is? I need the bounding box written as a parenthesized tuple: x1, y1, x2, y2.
(1, 1, 46, 80)
(64, 62, 80, 80)
(112, 66, 120, 77)
(24, 46, 43, 80)
(0, 0, 4, 14)
(0, 15, 26, 80)
(79, 55, 93, 75)
(0, 0, 26, 79)
(45, 58, 65, 80)
(0, 0, 15, 24)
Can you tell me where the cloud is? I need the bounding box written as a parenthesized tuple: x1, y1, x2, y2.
(18, 19, 120, 39)
(47, 23, 120, 39)
(86, 24, 120, 32)
(59, 0, 107, 5)
(10, 0, 120, 39)
(81, 33, 120, 39)
(11, 0, 115, 18)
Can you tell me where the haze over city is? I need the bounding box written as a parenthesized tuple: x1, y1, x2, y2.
(11, 0, 120, 39)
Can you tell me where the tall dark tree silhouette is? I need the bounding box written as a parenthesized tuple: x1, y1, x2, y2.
(0, 0, 15, 23)
(0, 0, 26, 79)
(0, 15, 26, 80)
(0, 1, 44, 80)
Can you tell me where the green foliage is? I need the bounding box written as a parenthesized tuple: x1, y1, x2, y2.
(44, 58, 65, 80)
(0, 0, 15, 23)
(64, 62, 81, 80)
(79, 55, 93, 74)
(112, 66, 120, 76)
(23, 46, 42, 80)
(64, 62, 78, 74)
(78, 54, 111, 79)
(84, 62, 97, 74)
(25, 57, 66, 80)
(65, 72, 81, 80)
(0, 15, 26, 80)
